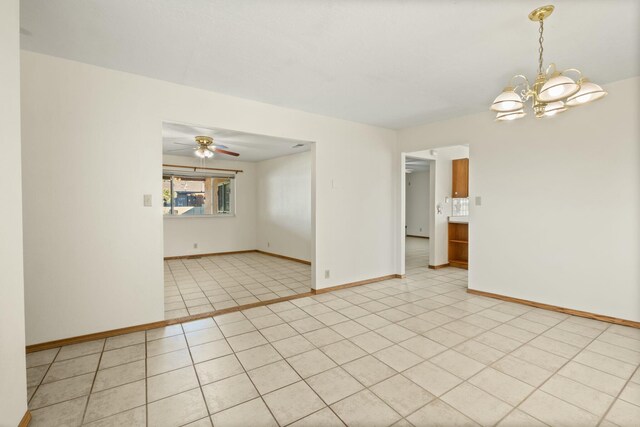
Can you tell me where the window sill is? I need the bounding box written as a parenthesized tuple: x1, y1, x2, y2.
(163, 214, 236, 219)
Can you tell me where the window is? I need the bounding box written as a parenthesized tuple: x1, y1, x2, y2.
(163, 174, 234, 216)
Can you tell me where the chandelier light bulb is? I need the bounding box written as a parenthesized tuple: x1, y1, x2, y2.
(566, 80, 607, 106)
(542, 101, 567, 117)
(195, 147, 214, 158)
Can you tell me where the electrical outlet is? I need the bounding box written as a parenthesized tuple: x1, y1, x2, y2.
(193, 243, 198, 249)
(324, 270, 330, 279)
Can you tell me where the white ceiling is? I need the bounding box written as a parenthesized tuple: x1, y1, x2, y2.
(163, 122, 311, 162)
(20, 0, 639, 129)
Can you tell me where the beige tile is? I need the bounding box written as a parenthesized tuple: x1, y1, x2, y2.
(219, 319, 257, 337)
(147, 388, 209, 427)
(104, 331, 145, 351)
(605, 398, 640, 427)
(454, 340, 505, 365)
(290, 407, 345, 427)
(27, 365, 48, 388)
(291, 317, 325, 334)
(26, 348, 59, 368)
(201, 372, 258, 413)
(321, 340, 367, 365)
(558, 361, 626, 396)
(83, 406, 146, 427)
(93, 360, 146, 392)
(227, 331, 268, 352)
(371, 374, 434, 416)
(147, 335, 187, 358)
(407, 399, 479, 427)
(186, 327, 224, 347)
(99, 343, 145, 369)
(303, 327, 345, 347)
(468, 367, 533, 406)
(373, 345, 423, 372)
(403, 361, 463, 397)
(350, 331, 394, 354)
(573, 350, 636, 379)
(442, 382, 512, 427)
(399, 335, 447, 359)
(263, 381, 325, 426)
(146, 324, 183, 341)
(307, 367, 364, 405)
(619, 381, 640, 406)
(190, 339, 233, 364)
(29, 396, 87, 427)
(43, 353, 100, 383)
(272, 335, 315, 358)
(84, 380, 146, 423)
(541, 375, 614, 416)
(424, 327, 467, 347)
(248, 360, 301, 394)
(587, 340, 640, 365)
(56, 340, 104, 361)
(330, 389, 401, 427)
(511, 345, 568, 372)
(496, 409, 546, 427)
(492, 355, 553, 387)
(183, 417, 212, 427)
(430, 349, 485, 379)
(288, 349, 337, 378)
(343, 355, 397, 387)
(261, 323, 298, 342)
(195, 354, 244, 385)
(147, 365, 199, 402)
(147, 348, 192, 377)
(183, 317, 216, 332)
(520, 390, 599, 427)
(210, 397, 278, 427)
(29, 373, 94, 409)
(475, 331, 521, 353)
(236, 343, 282, 370)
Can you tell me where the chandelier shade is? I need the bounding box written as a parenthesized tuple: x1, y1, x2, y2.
(491, 88, 525, 112)
(566, 80, 607, 106)
(538, 74, 580, 102)
(490, 4, 607, 121)
(195, 147, 214, 158)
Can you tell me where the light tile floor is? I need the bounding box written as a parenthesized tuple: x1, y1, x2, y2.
(26, 264, 640, 426)
(405, 236, 428, 269)
(164, 253, 311, 319)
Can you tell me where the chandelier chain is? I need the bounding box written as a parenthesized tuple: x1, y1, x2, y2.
(538, 19, 544, 75)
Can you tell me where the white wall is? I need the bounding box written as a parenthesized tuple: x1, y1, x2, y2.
(21, 51, 397, 344)
(0, 0, 28, 424)
(162, 154, 257, 257)
(405, 171, 429, 237)
(257, 151, 312, 261)
(399, 77, 640, 322)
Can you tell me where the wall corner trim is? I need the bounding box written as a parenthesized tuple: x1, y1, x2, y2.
(467, 289, 640, 329)
(19, 410, 32, 427)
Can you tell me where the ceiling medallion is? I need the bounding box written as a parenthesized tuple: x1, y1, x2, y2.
(491, 5, 607, 121)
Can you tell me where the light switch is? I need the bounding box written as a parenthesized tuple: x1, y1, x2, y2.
(475, 196, 482, 206)
(143, 194, 152, 207)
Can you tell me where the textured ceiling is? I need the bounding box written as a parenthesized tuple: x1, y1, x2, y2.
(20, 0, 640, 129)
(163, 122, 311, 162)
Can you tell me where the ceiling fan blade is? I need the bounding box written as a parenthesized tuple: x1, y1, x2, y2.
(211, 147, 239, 157)
(212, 144, 228, 149)
(173, 142, 196, 146)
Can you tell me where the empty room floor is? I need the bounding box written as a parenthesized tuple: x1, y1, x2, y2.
(164, 252, 311, 319)
(406, 236, 429, 269)
(26, 265, 639, 426)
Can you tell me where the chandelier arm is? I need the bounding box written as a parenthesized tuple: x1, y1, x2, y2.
(544, 63, 557, 77)
(561, 68, 584, 80)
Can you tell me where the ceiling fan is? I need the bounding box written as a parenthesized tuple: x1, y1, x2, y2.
(167, 135, 240, 159)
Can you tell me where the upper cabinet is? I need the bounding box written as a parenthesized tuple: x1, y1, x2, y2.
(452, 158, 469, 198)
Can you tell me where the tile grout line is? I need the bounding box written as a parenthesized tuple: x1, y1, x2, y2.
(596, 362, 640, 426)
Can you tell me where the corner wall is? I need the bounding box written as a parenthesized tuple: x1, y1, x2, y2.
(0, 0, 28, 423)
(399, 77, 640, 322)
(21, 51, 397, 344)
(257, 151, 312, 261)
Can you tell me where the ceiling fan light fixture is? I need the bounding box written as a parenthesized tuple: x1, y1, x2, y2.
(566, 79, 607, 106)
(195, 147, 214, 158)
(541, 100, 567, 117)
(491, 87, 525, 112)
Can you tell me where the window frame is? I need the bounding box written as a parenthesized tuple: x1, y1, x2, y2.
(163, 172, 236, 218)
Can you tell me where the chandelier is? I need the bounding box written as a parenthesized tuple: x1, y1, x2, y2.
(491, 5, 607, 121)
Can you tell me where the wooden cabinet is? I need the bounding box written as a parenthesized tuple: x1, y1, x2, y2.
(448, 222, 468, 269)
(452, 158, 469, 198)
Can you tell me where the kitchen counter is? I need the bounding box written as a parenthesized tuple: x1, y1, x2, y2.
(448, 216, 469, 224)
